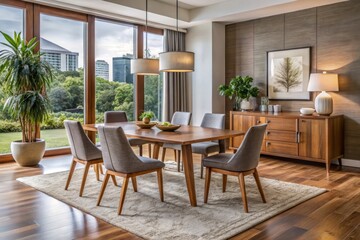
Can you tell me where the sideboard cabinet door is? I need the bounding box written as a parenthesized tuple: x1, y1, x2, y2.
(299, 119, 326, 160)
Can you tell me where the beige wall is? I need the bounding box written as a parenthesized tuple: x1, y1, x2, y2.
(187, 22, 225, 126)
(225, 0, 360, 160)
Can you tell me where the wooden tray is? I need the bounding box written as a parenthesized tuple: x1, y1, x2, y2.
(156, 124, 181, 131)
(136, 122, 157, 129)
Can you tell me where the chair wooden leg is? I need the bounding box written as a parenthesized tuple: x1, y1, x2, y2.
(97, 173, 110, 206)
(99, 163, 104, 174)
(200, 154, 207, 179)
(238, 173, 249, 213)
(161, 148, 167, 162)
(253, 168, 266, 203)
(181, 158, 184, 171)
(118, 176, 129, 215)
(111, 175, 117, 186)
(65, 159, 77, 190)
(95, 164, 100, 181)
(131, 177, 138, 192)
(139, 145, 143, 156)
(173, 149, 177, 162)
(177, 150, 181, 172)
(222, 174, 227, 193)
(204, 167, 212, 203)
(79, 162, 91, 197)
(148, 144, 152, 158)
(157, 169, 164, 202)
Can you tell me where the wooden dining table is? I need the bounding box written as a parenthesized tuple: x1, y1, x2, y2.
(83, 122, 244, 207)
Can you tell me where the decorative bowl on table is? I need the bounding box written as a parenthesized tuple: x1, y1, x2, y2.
(300, 108, 315, 115)
(136, 121, 157, 129)
(156, 122, 181, 131)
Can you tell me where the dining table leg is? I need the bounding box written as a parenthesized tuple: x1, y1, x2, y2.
(152, 143, 161, 159)
(181, 144, 197, 207)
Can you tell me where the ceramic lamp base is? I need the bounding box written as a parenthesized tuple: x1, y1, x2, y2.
(315, 91, 333, 115)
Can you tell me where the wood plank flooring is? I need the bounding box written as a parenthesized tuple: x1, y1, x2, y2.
(0, 150, 359, 240)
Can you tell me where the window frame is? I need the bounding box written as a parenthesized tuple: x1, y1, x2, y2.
(0, 0, 163, 163)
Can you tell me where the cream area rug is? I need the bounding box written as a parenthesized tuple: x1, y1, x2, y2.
(17, 163, 326, 240)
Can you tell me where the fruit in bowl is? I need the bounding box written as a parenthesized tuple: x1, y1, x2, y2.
(300, 108, 315, 115)
(159, 121, 171, 126)
(156, 122, 181, 131)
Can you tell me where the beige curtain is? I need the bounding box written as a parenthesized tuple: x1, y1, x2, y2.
(163, 29, 189, 121)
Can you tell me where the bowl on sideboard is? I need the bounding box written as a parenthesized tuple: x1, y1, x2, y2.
(300, 108, 315, 115)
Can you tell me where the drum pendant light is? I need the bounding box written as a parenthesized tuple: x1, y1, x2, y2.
(159, 0, 194, 72)
(130, 0, 159, 75)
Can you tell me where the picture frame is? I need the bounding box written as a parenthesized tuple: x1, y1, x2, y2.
(267, 47, 311, 100)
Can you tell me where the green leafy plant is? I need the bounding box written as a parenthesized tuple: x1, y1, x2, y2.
(218, 75, 259, 103)
(0, 31, 53, 142)
(139, 110, 155, 120)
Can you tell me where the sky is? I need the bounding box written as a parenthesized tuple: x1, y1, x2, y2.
(0, 5, 163, 82)
(0, 5, 23, 43)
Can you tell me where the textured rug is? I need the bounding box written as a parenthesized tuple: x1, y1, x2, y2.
(17, 163, 326, 240)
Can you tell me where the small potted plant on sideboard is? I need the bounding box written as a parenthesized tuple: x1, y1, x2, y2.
(218, 75, 259, 111)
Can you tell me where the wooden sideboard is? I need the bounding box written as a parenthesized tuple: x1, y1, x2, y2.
(229, 111, 344, 177)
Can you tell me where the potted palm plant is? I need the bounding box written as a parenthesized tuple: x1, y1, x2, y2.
(0, 32, 53, 166)
(218, 75, 259, 111)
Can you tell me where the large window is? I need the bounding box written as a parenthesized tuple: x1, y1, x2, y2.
(144, 32, 164, 121)
(95, 19, 136, 121)
(40, 13, 86, 149)
(0, 4, 24, 154)
(0, 1, 164, 160)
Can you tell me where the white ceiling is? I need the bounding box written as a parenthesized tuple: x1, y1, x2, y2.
(26, 0, 349, 29)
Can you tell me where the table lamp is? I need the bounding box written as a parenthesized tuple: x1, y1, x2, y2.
(307, 71, 339, 115)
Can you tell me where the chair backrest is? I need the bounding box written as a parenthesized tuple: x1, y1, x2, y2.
(201, 113, 226, 152)
(227, 124, 267, 171)
(98, 125, 145, 173)
(171, 111, 192, 125)
(104, 111, 128, 123)
(200, 113, 225, 129)
(64, 120, 102, 161)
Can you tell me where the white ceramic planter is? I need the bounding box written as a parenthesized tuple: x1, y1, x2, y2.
(11, 139, 45, 166)
(241, 100, 252, 111)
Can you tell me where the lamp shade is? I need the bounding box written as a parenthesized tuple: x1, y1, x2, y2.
(307, 72, 339, 92)
(130, 59, 159, 75)
(159, 51, 194, 72)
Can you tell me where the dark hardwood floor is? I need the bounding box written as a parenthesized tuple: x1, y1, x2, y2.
(0, 150, 359, 240)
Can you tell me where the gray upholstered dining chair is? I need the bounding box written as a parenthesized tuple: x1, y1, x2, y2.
(203, 124, 267, 213)
(192, 113, 226, 178)
(97, 125, 165, 215)
(104, 111, 151, 157)
(64, 120, 104, 197)
(160, 111, 192, 172)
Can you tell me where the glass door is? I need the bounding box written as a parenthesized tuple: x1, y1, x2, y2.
(39, 13, 87, 149)
(0, 4, 25, 154)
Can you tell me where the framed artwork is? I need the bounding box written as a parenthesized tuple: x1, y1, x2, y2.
(267, 47, 311, 100)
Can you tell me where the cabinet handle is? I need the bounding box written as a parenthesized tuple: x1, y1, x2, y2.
(297, 132, 301, 143)
(266, 142, 270, 147)
(267, 120, 271, 123)
(256, 120, 261, 124)
(266, 131, 270, 135)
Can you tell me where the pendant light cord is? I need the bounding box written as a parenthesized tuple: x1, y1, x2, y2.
(145, 0, 148, 58)
(176, 0, 179, 51)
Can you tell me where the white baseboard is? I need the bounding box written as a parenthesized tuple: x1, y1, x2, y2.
(334, 158, 360, 168)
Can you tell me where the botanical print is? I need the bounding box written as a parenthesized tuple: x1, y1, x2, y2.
(273, 57, 303, 92)
(267, 48, 310, 100)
